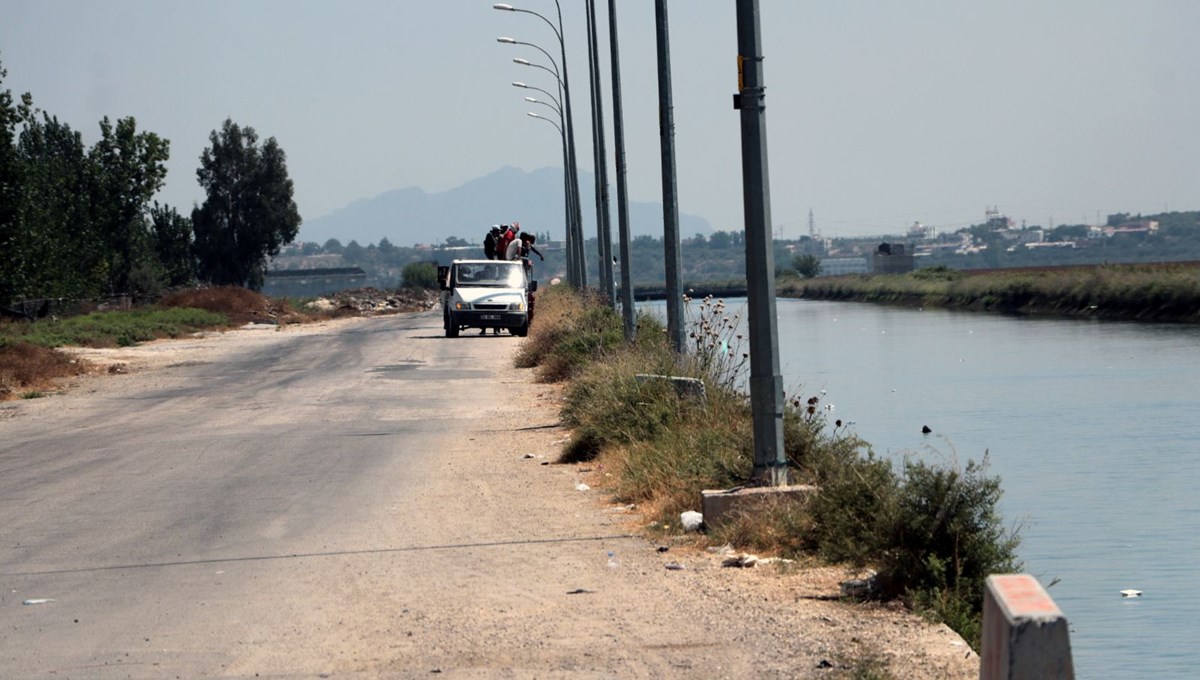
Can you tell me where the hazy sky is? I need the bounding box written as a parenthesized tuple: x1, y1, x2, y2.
(2, 0, 1197, 240)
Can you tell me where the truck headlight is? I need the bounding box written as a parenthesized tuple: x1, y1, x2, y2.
(455, 302, 472, 310)
(508, 302, 525, 311)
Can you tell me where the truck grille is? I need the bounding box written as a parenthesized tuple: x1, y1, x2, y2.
(475, 303, 507, 311)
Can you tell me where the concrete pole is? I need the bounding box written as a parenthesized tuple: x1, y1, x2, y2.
(735, 0, 787, 485)
(607, 0, 636, 341)
(655, 0, 685, 353)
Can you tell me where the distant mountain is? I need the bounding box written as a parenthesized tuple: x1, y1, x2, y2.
(298, 166, 713, 247)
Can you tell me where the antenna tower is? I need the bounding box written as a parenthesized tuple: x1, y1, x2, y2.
(808, 208, 816, 238)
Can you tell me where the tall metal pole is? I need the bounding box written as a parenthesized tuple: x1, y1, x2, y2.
(586, 0, 615, 306)
(735, 0, 786, 486)
(607, 0, 635, 341)
(655, 0, 685, 352)
(550, 0, 587, 289)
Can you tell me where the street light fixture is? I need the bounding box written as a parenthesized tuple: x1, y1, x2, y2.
(526, 111, 562, 133)
(494, 1, 586, 288)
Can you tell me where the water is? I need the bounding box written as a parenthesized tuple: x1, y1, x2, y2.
(646, 297, 1200, 677)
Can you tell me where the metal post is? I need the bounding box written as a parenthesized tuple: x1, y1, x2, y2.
(735, 0, 786, 486)
(551, 1, 587, 289)
(608, 0, 635, 341)
(586, 0, 615, 306)
(655, 0, 685, 352)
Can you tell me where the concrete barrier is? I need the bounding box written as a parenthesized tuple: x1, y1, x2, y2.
(700, 485, 817, 530)
(981, 574, 1074, 680)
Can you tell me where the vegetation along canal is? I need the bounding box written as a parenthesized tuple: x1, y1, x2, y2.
(650, 296, 1200, 678)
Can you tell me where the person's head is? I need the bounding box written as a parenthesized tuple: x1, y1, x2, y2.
(521, 233, 536, 244)
(491, 225, 501, 235)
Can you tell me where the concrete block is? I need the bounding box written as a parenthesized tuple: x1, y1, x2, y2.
(981, 574, 1074, 680)
(700, 485, 817, 530)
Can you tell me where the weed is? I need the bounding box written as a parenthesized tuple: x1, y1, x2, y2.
(0, 342, 89, 401)
(517, 286, 1020, 649)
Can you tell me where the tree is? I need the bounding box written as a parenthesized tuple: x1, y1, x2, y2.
(402, 262, 438, 289)
(150, 202, 195, 287)
(793, 253, 822, 279)
(323, 238, 344, 254)
(89, 116, 170, 296)
(192, 118, 300, 290)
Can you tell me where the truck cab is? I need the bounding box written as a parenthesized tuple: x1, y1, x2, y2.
(438, 260, 537, 337)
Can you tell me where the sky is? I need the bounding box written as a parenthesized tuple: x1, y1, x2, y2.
(2, 0, 1197, 241)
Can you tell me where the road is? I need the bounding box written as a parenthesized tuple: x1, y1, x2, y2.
(0, 310, 976, 679)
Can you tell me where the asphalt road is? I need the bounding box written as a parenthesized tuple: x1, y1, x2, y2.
(1, 310, 979, 679)
(0, 313, 553, 678)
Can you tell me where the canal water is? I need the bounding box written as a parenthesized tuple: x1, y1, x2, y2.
(652, 297, 1200, 677)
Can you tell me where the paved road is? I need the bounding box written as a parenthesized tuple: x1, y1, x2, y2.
(1, 311, 978, 679)
(0, 312, 575, 678)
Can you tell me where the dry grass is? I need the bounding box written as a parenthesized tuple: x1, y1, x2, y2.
(0, 342, 90, 400)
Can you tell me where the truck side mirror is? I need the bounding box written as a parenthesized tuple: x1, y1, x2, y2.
(437, 266, 450, 291)
(528, 280, 538, 293)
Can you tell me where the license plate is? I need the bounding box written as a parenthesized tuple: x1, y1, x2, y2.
(481, 314, 501, 320)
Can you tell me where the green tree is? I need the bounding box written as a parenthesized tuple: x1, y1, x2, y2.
(793, 253, 822, 279)
(89, 116, 170, 296)
(150, 202, 195, 287)
(323, 238, 344, 254)
(192, 118, 301, 290)
(343, 240, 365, 264)
(402, 261, 438, 289)
(0, 60, 23, 303)
(11, 111, 100, 301)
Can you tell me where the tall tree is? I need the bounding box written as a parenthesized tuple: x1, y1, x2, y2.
(192, 118, 301, 289)
(89, 116, 170, 296)
(150, 202, 195, 287)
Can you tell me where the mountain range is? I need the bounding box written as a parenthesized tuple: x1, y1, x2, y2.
(297, 166, 714, 248)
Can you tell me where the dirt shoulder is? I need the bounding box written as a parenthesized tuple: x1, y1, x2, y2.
(20, 314, 978, 678)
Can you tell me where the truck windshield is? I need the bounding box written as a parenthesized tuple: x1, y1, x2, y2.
(455, 263, 525, 288)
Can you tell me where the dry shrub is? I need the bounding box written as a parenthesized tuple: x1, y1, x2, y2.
(0, 342, 88, 400)
(160, 286, 272, 325)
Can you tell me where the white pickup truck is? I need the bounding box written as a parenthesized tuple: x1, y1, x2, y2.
(438, 259, 537, 337)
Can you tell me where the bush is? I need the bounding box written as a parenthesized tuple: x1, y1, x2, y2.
(402, 262, 439, 290)
(515, 285, 1020, 649)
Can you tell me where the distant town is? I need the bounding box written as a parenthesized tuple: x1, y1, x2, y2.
(267, 209, 1200, 295)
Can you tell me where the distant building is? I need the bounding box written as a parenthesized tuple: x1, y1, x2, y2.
(872, 242, 915, 274)
(819, 256, 870, 276)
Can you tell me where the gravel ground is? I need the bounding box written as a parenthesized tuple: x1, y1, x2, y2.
(35, 313, 979, 678)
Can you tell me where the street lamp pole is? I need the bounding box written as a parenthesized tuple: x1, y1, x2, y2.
(585, 0, 615, 306)
(520, 91, 575, 284)
(735, 0, 786, 485)
(607, 0, 635, 341)
(494, 3, 586, 289)
(654, 0, 685, 352)
(510, 56, 579, 284)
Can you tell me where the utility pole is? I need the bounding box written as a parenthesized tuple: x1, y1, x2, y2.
(608, 0, 635, 341)
(735, 0, 786, 485)
(655, 0, 685, 352)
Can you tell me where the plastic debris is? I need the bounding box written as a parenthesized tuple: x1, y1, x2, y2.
(680, 510, 704, 531)
(664, 562, 686, 571)
(606, 551, 620, 569)
(22, 598, 55, 605)
(721, 553, 759, 568)
(575, 482, 590, 491)
(1120, 589, 1143, 598)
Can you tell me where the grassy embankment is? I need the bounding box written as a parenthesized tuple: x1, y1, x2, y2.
(516, 285, 1020, 650)
(778, 262, 1200, 322)
(0, 287, 332, 400)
